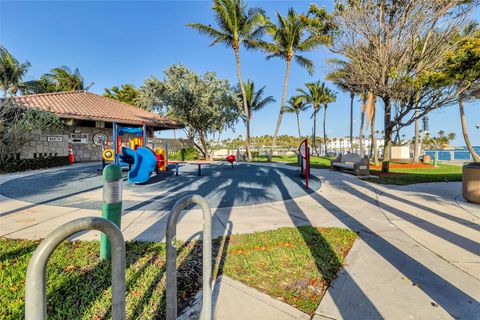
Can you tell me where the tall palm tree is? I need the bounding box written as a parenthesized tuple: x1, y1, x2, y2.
(358, 92, 367, 155)
(238, 79, 275, 122)
(322, 87, 336, 156)
(284, 95, 309, 137)
(187, 0, 266, 161)
(23, 66, 93, 94)
(0, 47, 30, 98)
(326, 59, 357, 153)
(297, 81, 326, 154)
(366, 91, 378, 165)
(457, 23, 480, 162)
(47, 66, 93, 91)
(247, 8, 325, 161)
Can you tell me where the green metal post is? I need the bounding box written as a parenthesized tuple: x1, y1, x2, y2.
(101, 164, 123, 260)
(433, 151, 438, 166)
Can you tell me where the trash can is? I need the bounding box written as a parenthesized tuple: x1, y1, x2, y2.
(422, 154, 431, 163)
(463, 162, 480, 204)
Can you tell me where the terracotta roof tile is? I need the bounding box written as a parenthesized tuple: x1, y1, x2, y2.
(6, 90, 183, 129)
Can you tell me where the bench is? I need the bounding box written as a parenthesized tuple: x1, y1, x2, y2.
(188, 161, 212, 176)
(331, 153, 370, 176)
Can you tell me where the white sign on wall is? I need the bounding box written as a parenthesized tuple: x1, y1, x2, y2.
(47, 136, 63, 142)
(70, 133, 88, 144)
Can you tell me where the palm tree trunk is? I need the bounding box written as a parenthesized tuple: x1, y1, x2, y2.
(323, 105, 328, 156)
(371, 106, 378, 165)
(382, 97, 392, 173)
(350, 92, 354, 152)
(296, 112, 301, 137)
(459, 95, 480, 162)
(269, 59, 291, 162)
(313, 110, 317, 155)
(413, 104, 421, 162)
(359, 109, 365, 155)
(234, 47, 252, 162)
(413, 116, 420, 162)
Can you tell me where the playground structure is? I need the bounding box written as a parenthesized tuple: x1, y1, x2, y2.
(101, 122, 169, 184)
(298, 139, 310, 189)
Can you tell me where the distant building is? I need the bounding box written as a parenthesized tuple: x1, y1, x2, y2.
(324, 137, 385, 155)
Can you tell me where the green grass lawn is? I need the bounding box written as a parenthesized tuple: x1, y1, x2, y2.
(251, 155, 333, 169)
(367, 164, 462, 185)
(0, 227, 357, 319)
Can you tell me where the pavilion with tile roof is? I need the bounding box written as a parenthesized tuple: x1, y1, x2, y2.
(5, 91, 184, 162)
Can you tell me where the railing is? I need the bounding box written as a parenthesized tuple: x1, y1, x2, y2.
(25, 194, 213, 320)
(25, 217, 126, 320)
(166, 194, 213, 320)
(425, 149, 476, 161)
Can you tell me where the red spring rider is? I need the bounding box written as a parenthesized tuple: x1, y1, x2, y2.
(226, 155, 236, 168)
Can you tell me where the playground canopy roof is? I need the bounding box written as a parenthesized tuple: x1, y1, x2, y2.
(6, 90, 183, 130)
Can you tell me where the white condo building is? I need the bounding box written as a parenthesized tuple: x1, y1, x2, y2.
(321, 137, 386, 155)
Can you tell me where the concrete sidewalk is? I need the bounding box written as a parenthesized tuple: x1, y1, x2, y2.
(179, 276, 310, 320)
(1, 163, 479, 319)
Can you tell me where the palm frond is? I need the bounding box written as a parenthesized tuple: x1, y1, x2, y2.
(187, 23, 233, 47)
(295, 55, 314, 75)
(297, 35, 323, 52)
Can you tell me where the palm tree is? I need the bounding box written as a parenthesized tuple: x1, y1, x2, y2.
(187, 0, 266, 161)
(326, 59, 357, 153)
(297, 81, 326, 154)
(366, 91, 378, 165)
(247, 8, 325, 161)
(238, 79, 275, 122)
(459, 94, 480, 162)
(322, 87, 336, 156)
(284, 95, 309, 137)
(0, 47, 30, 97)
(457, 23, 480, 162)
(23, 66, 93, 94)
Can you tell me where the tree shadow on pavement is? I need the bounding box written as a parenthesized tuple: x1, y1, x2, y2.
(309, 177, 480, 318)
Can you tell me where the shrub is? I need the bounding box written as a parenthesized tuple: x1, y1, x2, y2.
(0, 156, 70, 173)
(168, 147, 200, 161)
(0, 101, 63, 160)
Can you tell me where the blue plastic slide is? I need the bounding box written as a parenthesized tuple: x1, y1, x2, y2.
(121, 147, 157, 184)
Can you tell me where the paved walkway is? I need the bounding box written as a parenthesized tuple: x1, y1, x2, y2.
(1, 162, 479, 319)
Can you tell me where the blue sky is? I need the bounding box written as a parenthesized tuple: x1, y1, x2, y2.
(1, 0, 479, 145)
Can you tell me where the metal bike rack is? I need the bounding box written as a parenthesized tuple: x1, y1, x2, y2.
(166, 194, 212, 320)
(25, 217, 126, 320)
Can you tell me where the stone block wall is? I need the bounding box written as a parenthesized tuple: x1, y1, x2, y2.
(20, 125, 188, 162)
(20, 134, 69, 159)
(65, 127, 111, 162)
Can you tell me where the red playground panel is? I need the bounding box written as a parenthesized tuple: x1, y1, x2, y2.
(298, 139, 309, 189)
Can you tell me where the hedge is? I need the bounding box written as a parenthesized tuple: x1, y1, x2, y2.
(168, 147, 200, 161)
(0, 156, 70, 173)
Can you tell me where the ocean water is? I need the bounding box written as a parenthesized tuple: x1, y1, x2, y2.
(425, 146, 480, 161)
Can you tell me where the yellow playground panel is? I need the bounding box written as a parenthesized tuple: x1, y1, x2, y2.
(154, 147, 167, 171)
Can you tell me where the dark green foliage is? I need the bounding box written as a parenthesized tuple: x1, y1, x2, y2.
(103, 84, 141, 108)
(21, 66, 93, 94)
(0, 156, 70, 173)
(168, 147, 200, 161)
(0, 101, 63, 160)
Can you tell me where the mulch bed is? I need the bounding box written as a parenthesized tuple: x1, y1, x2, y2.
(370, 163, 436, 170)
